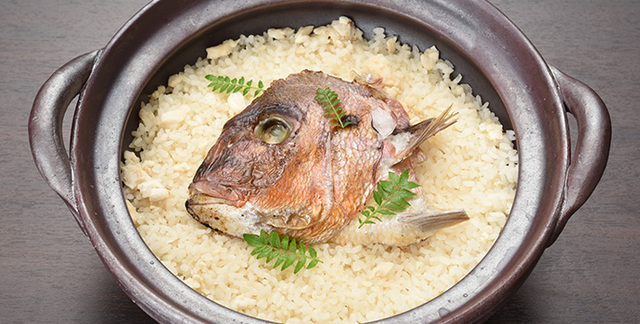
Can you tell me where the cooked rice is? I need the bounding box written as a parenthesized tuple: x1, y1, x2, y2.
(121, 17, 518, 323)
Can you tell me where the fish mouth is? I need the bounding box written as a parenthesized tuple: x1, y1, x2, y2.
(186, 193, 233, 207)
(185, 192, 225, 222)
(187, 181, 248, 208)
(185, 193, 229, 214)
(185, 187, 261, 237)
(185, 182, 242, 224)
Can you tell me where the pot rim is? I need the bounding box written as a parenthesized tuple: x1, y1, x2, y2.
(67, 0, 570, 322)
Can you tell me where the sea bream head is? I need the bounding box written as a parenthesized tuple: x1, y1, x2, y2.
(186, 70, 467, 246)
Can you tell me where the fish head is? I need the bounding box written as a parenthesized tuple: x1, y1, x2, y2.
(186, 79, 331, 237)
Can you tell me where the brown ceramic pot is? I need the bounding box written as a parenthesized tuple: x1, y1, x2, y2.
(29, 0, 611, 323)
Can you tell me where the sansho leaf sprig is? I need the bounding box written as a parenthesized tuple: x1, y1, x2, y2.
(358, 169, 420, 228)
(205, 75, 265, 96)
(243, 230, 322, 274)
(315, 87, 352, 128)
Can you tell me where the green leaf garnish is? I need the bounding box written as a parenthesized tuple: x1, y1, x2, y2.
(315, 87, 352, 128)
(205, 75, 265, 96)
(243, 230, 322, 273)
(358, 169, 420, 228)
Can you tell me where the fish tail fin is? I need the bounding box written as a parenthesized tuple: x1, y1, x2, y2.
(397, 209, 469, 232)
(328, 208, 469, 246)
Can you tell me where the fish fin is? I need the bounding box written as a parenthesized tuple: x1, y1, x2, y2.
(391, 105, 457, 163)
(397, 209, 469, 231)
(328, 209, 469, 246)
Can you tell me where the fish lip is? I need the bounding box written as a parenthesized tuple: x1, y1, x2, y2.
(188, 180, 247, 208)
(186, 194, 233, 206)
(185, 192, 235, 224)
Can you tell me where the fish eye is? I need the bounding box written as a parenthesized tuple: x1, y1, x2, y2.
(254, 115, 292, 144)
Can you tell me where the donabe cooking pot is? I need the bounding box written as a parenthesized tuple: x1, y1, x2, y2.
(29, 0, 611, 323)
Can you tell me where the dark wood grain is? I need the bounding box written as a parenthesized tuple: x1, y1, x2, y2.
(2, 0, 638, 323)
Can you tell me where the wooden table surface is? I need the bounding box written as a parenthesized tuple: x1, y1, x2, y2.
(2, 0, 638, 323)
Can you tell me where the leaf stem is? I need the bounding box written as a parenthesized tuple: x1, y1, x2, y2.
(315, 87, 352, 128)
(358, 169, 419, 228)
(243, 230, 322, 273)
(205, 75, 265, 96)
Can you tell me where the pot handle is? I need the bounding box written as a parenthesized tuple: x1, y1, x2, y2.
(547, 66, 611, 246)
(29, 50, 100, 236)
